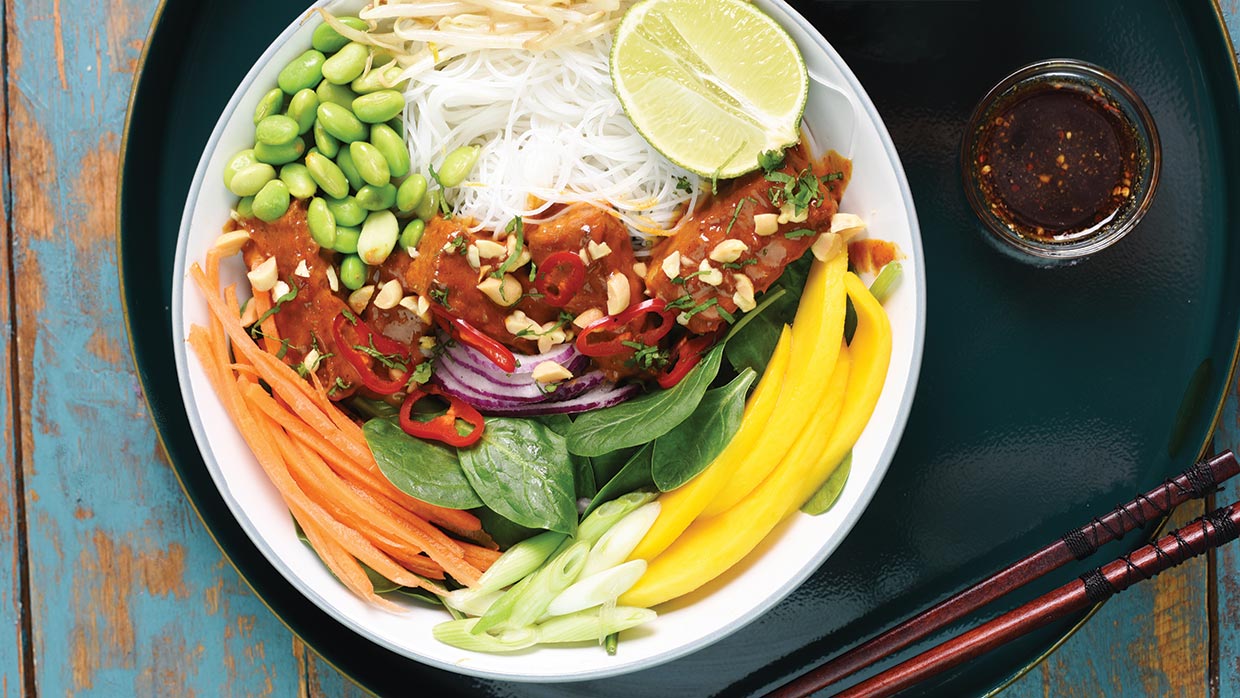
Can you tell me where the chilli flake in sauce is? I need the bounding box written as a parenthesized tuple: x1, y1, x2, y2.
(974, 81, 1140, 244)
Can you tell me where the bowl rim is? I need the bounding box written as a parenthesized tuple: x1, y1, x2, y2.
(168, 0, 926, 683)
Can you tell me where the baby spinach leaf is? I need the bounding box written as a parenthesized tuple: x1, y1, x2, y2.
(530, 414, 596, 499)
(566, 344, 725, 457)
(363, 418, 483, 510)
(395, 586, 446, 606)
(458, 417, 578, 535)
(474, 506, 541, 550)
(726, 254, 813, 375)
(590, 446, 640, 487)
(585, 443, 654, 517)
(652, 369, 757, 491)
(801, 451, 852, 516)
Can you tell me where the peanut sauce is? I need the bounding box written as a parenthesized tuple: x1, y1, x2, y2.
(974, 81, 1141, 243)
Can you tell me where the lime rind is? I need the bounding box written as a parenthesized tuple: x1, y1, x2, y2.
(610, 0, 809, 179)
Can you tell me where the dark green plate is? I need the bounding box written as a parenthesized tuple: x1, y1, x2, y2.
(120, 1, 1240, 695)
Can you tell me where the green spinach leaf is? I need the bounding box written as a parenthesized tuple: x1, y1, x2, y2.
(363, 418, 483, 509)
(566, 344, 725, 457)
(458, 417, 578, 535)
(531, 414, 596, 499)
(726, 254, 813, 375)
(474, 506, 540, 549)
(652, 369, 757, 491)
(590, 446, 640, 486)
(585, 443, 654, 516)
(800, 451, 852, 515)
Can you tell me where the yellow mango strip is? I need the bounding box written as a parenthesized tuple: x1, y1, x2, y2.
(620, 345, 851, 609)
(627, 326, 794, 562)
(702, 252, 849, 517)
(785, 272, 893, 516)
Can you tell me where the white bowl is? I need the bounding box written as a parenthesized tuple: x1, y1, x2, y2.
(172, 0, 925, 683)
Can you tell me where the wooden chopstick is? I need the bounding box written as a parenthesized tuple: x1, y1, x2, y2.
(823, 501, 1240, 698)
(766, 450, 1239, 698)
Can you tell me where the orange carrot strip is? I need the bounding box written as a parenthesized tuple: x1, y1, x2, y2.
(298, 512, 402, 612)
(460, 544, 502, 570)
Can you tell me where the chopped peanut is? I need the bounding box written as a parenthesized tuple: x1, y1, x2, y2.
(294, 259, 311, 278)
(753, 213, 779, 236)
(477, 274, 522, 307)
(373, 279, 402, 310)
(830, 213, 867, 239)
(475, 239, 507, 259)
(587, 240, 613, 260)
(732, 274, 756, 311)
(709, 239, 748, 263)
(811, 232, 843, 262)
(573, 308, 605, 328)
(532, 361, 573, 384)
(348, 285, 375, 314)
(214, 230, 251, 256)
(661, 250, 682, 279)
(246, 257, 278, 292)
(606, 272, 631, 315)
(697, 259, 723, 286)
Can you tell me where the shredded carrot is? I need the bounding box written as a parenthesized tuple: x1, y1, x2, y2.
(188, 258, 487, 604)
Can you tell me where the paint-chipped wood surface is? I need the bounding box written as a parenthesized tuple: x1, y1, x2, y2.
(0, 1, 1237, 696)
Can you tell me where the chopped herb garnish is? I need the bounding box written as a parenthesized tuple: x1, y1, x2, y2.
(410, 361, 432, 385)
(722, 258, 758, 270)
(785, 228, 817, 239)
(758, 149, 786, 173)
(716, 305, 736, 324)
(493, 216, 524, 279)
(528, 260, 538, 283)
(680, 297, 718, 322)
(674, 176, 693, 194)
(450, 235, 468, 254)
(673, 268, 714, 285)
(249, 277, 299, 338)
(341, 307, 360, 325)
(327, 376, 352, 397)
(822, 171, 844, 183)
(354, 336, 409, 371)
(621, 340, 670, 370)
(666, 295, 696, 310)
(724, 197, 755, 236)
(429, 287, 451, 309)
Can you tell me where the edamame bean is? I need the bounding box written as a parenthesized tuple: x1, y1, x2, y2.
(253, 137, 306, 166)
(253, 88, 284, 125)
(311, 16, 367, 53)
(256, 114, 299, 146)
(356, 183, 397, 211)
(357, 210, 399, 265)
(316, 102, 367, 143)
(316, 79, 358, 108)
(334, 226, 361, 254)
(278, 50, 326, 94)
(400, 218, 425, 250)
(339, 254, 367, 291)
(351, 64, 406, 94)
(437, 145, 480, 187)
(396, 173, 426, 213)
(351, 90, 405, 124)
(414, 189, 440, 221)
(287, 89, 319, 134)
(236, 196, 255, 219)
(279, 163, 317, 199)
(321, 42, 369, 85)
(228, 163, 277, 197)
(371, 124, 411, 179)
(305, 152, 350, 199)
(325, 196, 367, 227)
(253, 180, 291, 222)
(223, 149, 258, 189)
(349, 141, 390, 187)
(334, 147, 363, 191)
(313, 120, 340, 158)
(307, 197, 337, 248)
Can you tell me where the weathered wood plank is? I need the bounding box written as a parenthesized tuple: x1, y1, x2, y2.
(4, 0, 307, 694)
(0, 0, 28, 693)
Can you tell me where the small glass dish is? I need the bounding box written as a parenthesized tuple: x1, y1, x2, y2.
(961, 59, 1161, 262)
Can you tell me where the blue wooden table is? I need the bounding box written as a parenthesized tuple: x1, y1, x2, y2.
(3, 1, 1239, 695)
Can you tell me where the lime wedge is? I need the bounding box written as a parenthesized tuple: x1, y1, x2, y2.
(610, 0, 809, 179)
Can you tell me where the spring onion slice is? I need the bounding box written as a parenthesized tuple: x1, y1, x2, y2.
(535, 606, 656, 645)
(476, 530, 567, 592)
(473, 541, 590, 633)
(579, 491, 658, 547)
(868, 261, 902, 304)
(546, 559, 647, 617)
(581, 501, 660, 578)
(443, 587, 507, 617)
(433, 618, 538, 653)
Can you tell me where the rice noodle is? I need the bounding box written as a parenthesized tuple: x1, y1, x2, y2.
(325, 5, 702, 239)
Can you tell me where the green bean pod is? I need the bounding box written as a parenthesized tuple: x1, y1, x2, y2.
(395, 173, 426, 213)
(357, 210, 400, 265)
(253, 88, 284, 125)
(286, 88, 319, 134)
(321, 42, 369, 85)
(252, 180, 291, 222)
(351, 90, 405, 124)
(316, 79, 358, 108)
(311, 16, 367, 53)
(223, 149, 258, 189)
(371, 124, 411, 179)
(400, 219, 426, 251)
(349, 141, 390, 187)
(355, 183, 397, 211)
(228, 163, 277, 197)
(316, 102, 367, 143)
(325, 195, 367, 227)
(279, 163, 317, 199)
(306, 197, 337, 248)
(255, 114, 299, 146)
(338, 254, 368, 290)
(413, 188, 441, 221)
(437, 145, 481, 187)
(254, 137, 306, 166)
(304, 152, 350, 199)
(278, 50, 326, 94)
(335, 146, 364, 190)
(334, 226, 361, 255)
(312, 120, 341, 158)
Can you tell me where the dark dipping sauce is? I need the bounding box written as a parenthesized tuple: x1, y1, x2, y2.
(974, 81, 1141, 243)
